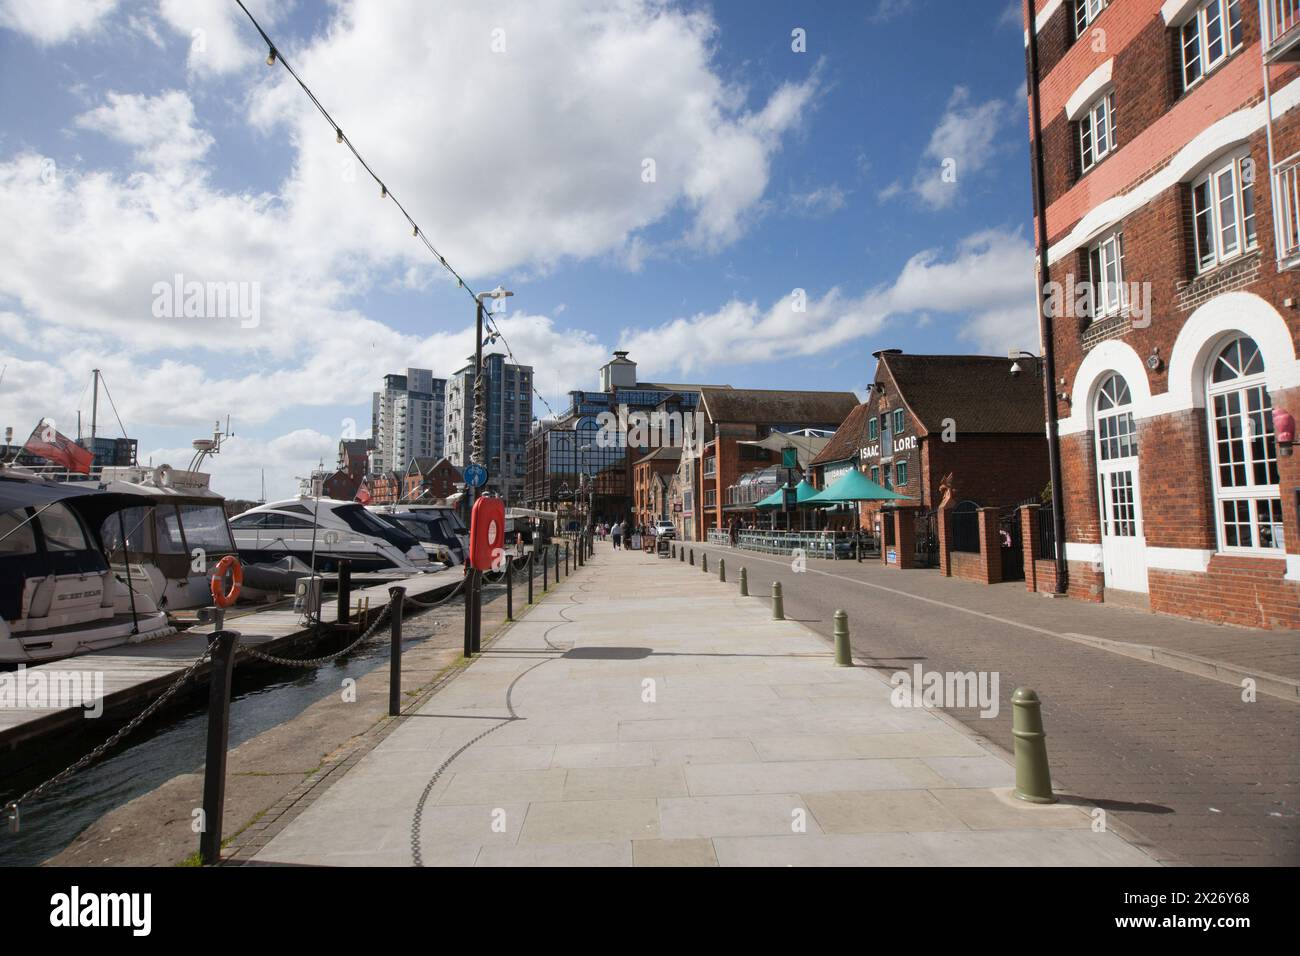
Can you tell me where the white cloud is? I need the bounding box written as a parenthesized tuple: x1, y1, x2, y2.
(157, 0, 290, 76)
(787, 184, 848, 218)
(618, 228, 1037, 374)
(869, 0, 916, 23)
(0, 0, 116, 45)
(0, 0, 820, 470)
(74, 91, 214, 169)
(246, 0, 817, 272)
(998, 2, 1024, 30)
(888, 86, 1014, 210)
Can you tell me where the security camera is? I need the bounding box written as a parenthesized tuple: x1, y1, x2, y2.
(1010, 361, 1022, 377)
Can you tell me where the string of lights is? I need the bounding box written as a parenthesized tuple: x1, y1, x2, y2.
(231, 0, 561, 421)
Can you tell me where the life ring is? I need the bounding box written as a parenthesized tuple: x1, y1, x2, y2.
(210, 555, 243, 607)
(153, 464, 173, 489)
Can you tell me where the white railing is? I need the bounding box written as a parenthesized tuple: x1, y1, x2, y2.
(1275, 152, 1300, 268)
(1265, 0, 1300, 52)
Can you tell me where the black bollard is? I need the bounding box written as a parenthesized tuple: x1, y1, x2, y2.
(337, 559, 351, 625)
(543, 544, 550, 592)
(200, 629, 241, 866)
(463, 566, 473, 659)
(506, 555, 514, 621)
(388, 586, 405, 716)
(528, 550, 535, 604)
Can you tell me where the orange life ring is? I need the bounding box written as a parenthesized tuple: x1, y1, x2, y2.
(210, 555, 243, 608)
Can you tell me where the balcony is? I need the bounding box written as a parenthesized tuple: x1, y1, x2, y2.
(1264, 0, 1300, 62)
(1276, 152, 1300, 271)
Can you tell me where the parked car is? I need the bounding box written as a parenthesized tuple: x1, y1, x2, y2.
(652, 520, 675, 539)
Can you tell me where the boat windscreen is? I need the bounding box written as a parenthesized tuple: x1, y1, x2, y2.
(335, 504, 420, 551)
(179, 503, 235, 551)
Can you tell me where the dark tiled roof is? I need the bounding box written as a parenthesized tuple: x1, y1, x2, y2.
(699, 388, 859, 427)
(881, 353, 1046, 435)
(633, 446, 684, 465)
(810, 403, 873, 467)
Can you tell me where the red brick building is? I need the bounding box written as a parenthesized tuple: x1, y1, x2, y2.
(1025, 0, 1300, 626)
(811, 351, 1051, 566)
(402, 456, 463, 503)
(694, 388, 858, 540)
(632, 446, 681, 529)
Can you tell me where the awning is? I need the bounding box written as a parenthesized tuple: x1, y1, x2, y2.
(755, 479, 821, 509)
(736, 432, 831, 469)
(805, 468, 913, 504)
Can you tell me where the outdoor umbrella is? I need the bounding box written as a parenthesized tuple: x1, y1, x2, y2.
(805, 468, 913, 505)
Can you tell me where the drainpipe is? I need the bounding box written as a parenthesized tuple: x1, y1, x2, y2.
(1024, 0, 1068, 592)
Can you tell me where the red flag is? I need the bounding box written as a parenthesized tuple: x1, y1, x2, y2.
(354, 480, 372, 505)
(23, 421, 94, 475)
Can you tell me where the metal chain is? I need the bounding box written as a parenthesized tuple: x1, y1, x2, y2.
(403, 578, 465, 607)
(240, 603, 394, 668)
(4, 637, 220, 830)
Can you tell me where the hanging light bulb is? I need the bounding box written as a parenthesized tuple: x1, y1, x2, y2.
(335, 127, 343, 144)
(266, 47, 277, 66)
(412, 225, 419, 237)
(380, 183, 387, 199)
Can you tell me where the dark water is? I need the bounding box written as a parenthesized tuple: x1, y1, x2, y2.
(0, 616, 450, 867)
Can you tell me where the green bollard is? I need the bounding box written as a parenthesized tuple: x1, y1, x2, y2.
(739, 567, 748, 596)
(718, 558, 726, 583)
(1011, 688, 1056, 804)
(833, 610, 852, 666)
(771, 581, 784, 620)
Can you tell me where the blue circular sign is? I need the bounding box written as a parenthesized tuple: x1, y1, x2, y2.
(464, 463, 488, 488)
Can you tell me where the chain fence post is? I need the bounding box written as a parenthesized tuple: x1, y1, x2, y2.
(389, 587, 405, 716)
(506, 554, 514, 621)
(337, 558, 351, 625)
(528, 549, 535, 604)
(200, 629, 241, 866)
(463, 566, 474, 659)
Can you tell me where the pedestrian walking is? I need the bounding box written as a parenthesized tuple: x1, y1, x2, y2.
(612, 520, 623, 550)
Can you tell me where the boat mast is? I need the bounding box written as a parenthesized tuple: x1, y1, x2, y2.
(90, 369, 100, 443)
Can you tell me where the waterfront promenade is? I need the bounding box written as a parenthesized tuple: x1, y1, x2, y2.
(246, 546, 1155, 867)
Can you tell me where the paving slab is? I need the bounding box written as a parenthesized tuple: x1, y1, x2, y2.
(250, 549, 1159, 867)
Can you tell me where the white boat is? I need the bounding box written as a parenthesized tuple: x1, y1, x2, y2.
(229, 498, 433, 574)
(367, 504, 468, 565)
(0, 476, 174, 664)
(93, 464, 239, 611)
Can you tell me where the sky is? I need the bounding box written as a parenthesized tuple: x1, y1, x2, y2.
(0, 0, 1037, 501)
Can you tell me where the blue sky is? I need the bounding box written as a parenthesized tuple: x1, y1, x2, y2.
(0, 0, 1036, 499)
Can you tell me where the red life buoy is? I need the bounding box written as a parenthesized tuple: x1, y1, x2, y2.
(210, 555, 243, 608)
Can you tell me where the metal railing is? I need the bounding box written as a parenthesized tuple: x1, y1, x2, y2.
(1036, 503, 1057, 562)
(1264, 0, 1300, 56)
(731, 528, 873, 560)
(1275, 152, 1300, 268)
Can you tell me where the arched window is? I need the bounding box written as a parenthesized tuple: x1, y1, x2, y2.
(1206, 336, 1283, 551)
(1094, 373, 1138, 538)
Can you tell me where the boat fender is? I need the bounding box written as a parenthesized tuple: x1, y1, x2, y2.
(210, 555, 243, 608)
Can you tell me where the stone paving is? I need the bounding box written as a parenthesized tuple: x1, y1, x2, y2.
(251, 550, 1156, 867)
(693, 542, 1300, 866)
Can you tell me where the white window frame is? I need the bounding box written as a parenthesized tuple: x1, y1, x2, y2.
(1205, 335, 1284, 555)
(1078, 91, 1116, 174)
(1179, 0, 1244, 92)
(1086, 231, 1127, 320)
(1191, 151, 1258, 273)
(1075, 0, 1109, 38)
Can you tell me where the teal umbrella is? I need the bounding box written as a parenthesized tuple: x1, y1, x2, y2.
(807, 468, 913, 504)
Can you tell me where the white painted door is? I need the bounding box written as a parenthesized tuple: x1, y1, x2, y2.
(1095, 374, 1149, 593)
